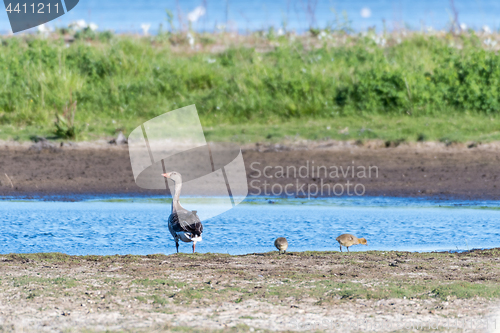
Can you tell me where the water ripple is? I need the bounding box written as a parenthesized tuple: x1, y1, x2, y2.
(0, 198, 499, 255)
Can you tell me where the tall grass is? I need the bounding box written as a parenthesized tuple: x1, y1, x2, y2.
(0, 31, 500, 139)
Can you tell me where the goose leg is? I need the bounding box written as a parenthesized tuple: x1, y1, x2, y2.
(192, 242, 196, 253)
(175, 241, 179, 253)
(339, 245, 342, 252)
(347, 247, 350, 253)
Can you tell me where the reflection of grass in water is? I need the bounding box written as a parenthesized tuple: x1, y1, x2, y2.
(12, 195, 500, 211)
(93, 198, 169, 204)
(94, 197, 234, 205)
(241, 197, 500, 210)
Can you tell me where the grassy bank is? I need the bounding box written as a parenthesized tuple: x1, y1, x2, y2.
(4, 112, 500, 143)
(2, 31, 500, 142)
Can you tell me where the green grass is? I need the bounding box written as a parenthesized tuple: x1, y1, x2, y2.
(2, 32, 500, 142)
(152, 294, 169, 305)
(129, 278, 500, 304)
(133, 278, 186, 288)
(10, 276, 78, 288)
(0, 113, 499, 143)
(316, 280, 500, 301)
(2, 250, 500, 304)
(203, 113, 500, 143)
(9, 272, 499, 304)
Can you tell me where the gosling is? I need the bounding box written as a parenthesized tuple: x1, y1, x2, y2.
(336, 234, 367, 252)
(274, 237, 288, 254)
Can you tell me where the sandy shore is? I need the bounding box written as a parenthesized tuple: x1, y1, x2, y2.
(0, 139, 500, 200)
(0, 250, 499, 332)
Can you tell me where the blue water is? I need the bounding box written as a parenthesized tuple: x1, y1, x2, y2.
(1, 0, 500, 34)
(1, 196, 499, 255)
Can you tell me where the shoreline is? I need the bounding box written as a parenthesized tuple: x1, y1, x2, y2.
(0, 247, 497, 256)
(1, 192, 500, 203)
(5, 137, 500, 150)
(1, 140, 500, 200)
(0, 250, 498, 332)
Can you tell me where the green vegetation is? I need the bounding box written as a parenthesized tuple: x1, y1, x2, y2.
(1, 32, 500, 141)
(133, 278, 186, 288)
(10, 275, 77, 288)
(2, 249, 500, 304)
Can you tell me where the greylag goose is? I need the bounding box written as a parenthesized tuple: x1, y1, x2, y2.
(162, 172, 203, 253)
(274, 237, 288, 254)
(336, 234, 367, 252)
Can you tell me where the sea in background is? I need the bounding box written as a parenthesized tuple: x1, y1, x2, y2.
(1, 196, 499, 255)
(1, 0, 500, 34)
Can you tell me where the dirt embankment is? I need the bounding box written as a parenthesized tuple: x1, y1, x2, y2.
(0, 141, 499, 199)
(0, 250, 499, 332)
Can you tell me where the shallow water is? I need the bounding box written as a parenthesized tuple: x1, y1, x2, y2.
(1, 196, 499, 255)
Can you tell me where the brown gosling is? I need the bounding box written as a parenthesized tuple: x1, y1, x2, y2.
(336, 234, 367, 252)
(274, 237, 288, 254)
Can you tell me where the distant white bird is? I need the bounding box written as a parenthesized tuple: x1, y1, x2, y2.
(69, 19, 87, 31)
(484, 38, 497, 47)
(372, 35, 386, 47)
(141, 23, 151, 36)
(187, 32, 195, 47)
(37, 24, 52, 34)
(360, 7, 371, 18)
(187, 6, 206, 23)
(318, 31, 328, 40)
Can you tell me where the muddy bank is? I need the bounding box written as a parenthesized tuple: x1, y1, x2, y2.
(0, 142, 499, 200)
(0, 250, 499, 332)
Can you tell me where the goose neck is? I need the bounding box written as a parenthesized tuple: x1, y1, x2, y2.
(172, 182, 183, 212)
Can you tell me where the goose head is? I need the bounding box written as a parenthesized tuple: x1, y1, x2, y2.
(359, 238, 368, 245)
(162, 171, 182, 184)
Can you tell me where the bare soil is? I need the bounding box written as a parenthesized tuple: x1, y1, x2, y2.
(1, 141, 500, 332)
(0, 141, 500, 200)
(0, 250, 499, 332)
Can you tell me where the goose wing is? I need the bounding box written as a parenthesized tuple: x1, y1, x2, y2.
(336, 234, 355, 242)
(169, 210, 203, 237)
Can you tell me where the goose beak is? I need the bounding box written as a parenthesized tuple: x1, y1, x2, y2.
(162, 173, 171, 178)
